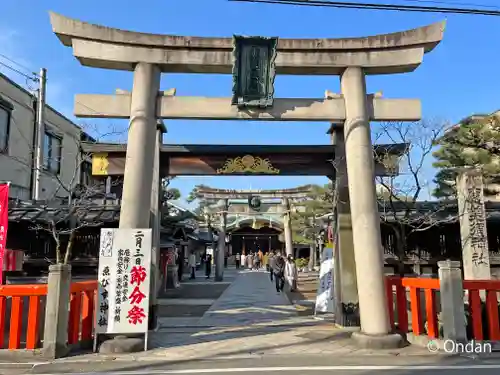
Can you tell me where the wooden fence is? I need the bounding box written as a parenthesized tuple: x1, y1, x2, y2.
(386, 276, 500, 341)
(0, 280, 97, 350)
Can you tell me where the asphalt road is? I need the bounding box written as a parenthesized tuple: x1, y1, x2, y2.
(4, 354, 500, 375)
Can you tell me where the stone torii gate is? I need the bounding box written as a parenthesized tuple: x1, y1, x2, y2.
(49, 12, 445, 347)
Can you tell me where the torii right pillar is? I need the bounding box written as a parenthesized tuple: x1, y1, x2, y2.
(340, 67, 401, 348)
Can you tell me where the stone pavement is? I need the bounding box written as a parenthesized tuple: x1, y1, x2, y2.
(2, 269, 498, 374)
(157, 267, 239, 328)
(138, 270, 434, 361)
(13, 268, 446, 369)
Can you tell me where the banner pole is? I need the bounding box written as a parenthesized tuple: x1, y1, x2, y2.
(0, 182, 11, 285)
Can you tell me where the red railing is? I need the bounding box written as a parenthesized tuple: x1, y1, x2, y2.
(386, 276, 440, 338)
(0, 280, 97, 350)
(68, 281, 97, 345)
(386, 276, 500, 341)
(463, 280, 500, 341)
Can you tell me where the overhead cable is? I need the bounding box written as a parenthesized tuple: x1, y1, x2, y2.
(229, 0, 500, 16)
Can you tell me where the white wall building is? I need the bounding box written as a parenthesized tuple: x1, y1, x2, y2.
(0, 72, 92, 200)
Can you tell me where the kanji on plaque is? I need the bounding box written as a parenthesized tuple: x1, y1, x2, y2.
(126, 230, 150, 328)
(129, 286, 146, 305)
(131, 265, 147, 286)
(95, 228, 152, 334)
(127, 305, 146, 325)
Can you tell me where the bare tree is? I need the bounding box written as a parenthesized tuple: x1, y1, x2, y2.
(373, 119, 453, 273)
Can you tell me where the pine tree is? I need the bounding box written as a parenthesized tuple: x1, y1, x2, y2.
(290, 183, 334, 245)
(432, 114, 500, 199)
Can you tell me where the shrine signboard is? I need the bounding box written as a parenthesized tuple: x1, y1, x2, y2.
(96, 228, 152, 337)
(231, 35, 278, 108)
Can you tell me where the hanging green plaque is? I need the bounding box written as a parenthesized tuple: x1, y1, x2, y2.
(231, 35, 278, 108)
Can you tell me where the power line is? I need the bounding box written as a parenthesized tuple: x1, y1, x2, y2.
(229, 0, 500, 15)
(0, 60, 38, 82)
(0, 53, 38, 77)
(400, 0, 500, 9)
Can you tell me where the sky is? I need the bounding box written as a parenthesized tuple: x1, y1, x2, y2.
(1, 0, 500, 206)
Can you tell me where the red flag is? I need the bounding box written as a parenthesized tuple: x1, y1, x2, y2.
(0, 183, 9, 284)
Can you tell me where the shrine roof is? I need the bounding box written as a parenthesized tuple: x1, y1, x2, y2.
(317, 200, 500, 223)
(7, 198, 198, 227)
(50, 12, 444, 53)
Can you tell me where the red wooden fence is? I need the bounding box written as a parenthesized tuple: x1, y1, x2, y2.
(0, 280, 97, 350)
(386, 276, 500, 341)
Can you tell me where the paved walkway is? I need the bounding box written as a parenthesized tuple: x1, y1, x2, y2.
(157, 267, 241, 328)
(40, 269, 439, 366)
(197, 268, 297, 327)
(142, 270, 434, 361)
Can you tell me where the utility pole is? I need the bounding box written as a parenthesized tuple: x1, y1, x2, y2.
(33, 68, 47, 200)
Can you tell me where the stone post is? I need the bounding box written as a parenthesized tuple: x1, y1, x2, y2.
(456, 169, 491, 283)
(341, 67, 400, 348)
(119, 62, 161, 229)
(282, 198, 293, 257)
(149, 120, 165, 330)
(43, 264, 71, 359)
(330, 125, 359, 327)
(438, 260, 467, 342)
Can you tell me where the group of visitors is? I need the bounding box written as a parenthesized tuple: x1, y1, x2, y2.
(266, 251, 298, 293)
(189, 249, 298, 290)
(235, 250, 264, 270)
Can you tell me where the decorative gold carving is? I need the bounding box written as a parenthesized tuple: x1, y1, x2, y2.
(92, 153, 109, 175)
(216, 155, 280, 174)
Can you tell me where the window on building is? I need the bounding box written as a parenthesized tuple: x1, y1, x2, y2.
(0, 101, 12, 153)
(43, 131, 62, 174)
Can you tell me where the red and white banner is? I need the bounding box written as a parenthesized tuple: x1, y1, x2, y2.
(3, 249, 22, 272)
(0, 183, 9, 283)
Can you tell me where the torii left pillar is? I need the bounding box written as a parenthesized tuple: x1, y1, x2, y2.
(119, 62, 161, 229)
(105, 63, 160, 352)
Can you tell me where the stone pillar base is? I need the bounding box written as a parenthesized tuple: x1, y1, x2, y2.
(99, 336, 145, 353)
(148, 304, 158, 331)
(336, 302, 361, 328)
(165, 266, 180, 289)
(351, 331, 404, 349)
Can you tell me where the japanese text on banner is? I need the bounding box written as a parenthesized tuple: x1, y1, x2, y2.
(96, 228, 152, 334)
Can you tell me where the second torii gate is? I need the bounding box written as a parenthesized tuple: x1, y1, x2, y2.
(192, 186, 313, 281)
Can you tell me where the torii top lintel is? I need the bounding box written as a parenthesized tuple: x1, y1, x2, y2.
(49, 12, 445, 75)
(195, 187, 314, 200)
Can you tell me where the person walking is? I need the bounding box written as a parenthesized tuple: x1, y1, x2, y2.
(257, 249, 263, 268)
(254, 252, 261, 270)
(285, 255, 298, 292)
(188, 251, 196, 279)
(177, 248, 184, 283)
(235, 253, 241, 269)
(273, 252, 286, 293)
(241, 252, 246, 270)
(204, 253, 212, 279)
(247, 252, 254, 270)
(268, 251, 275, 282)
